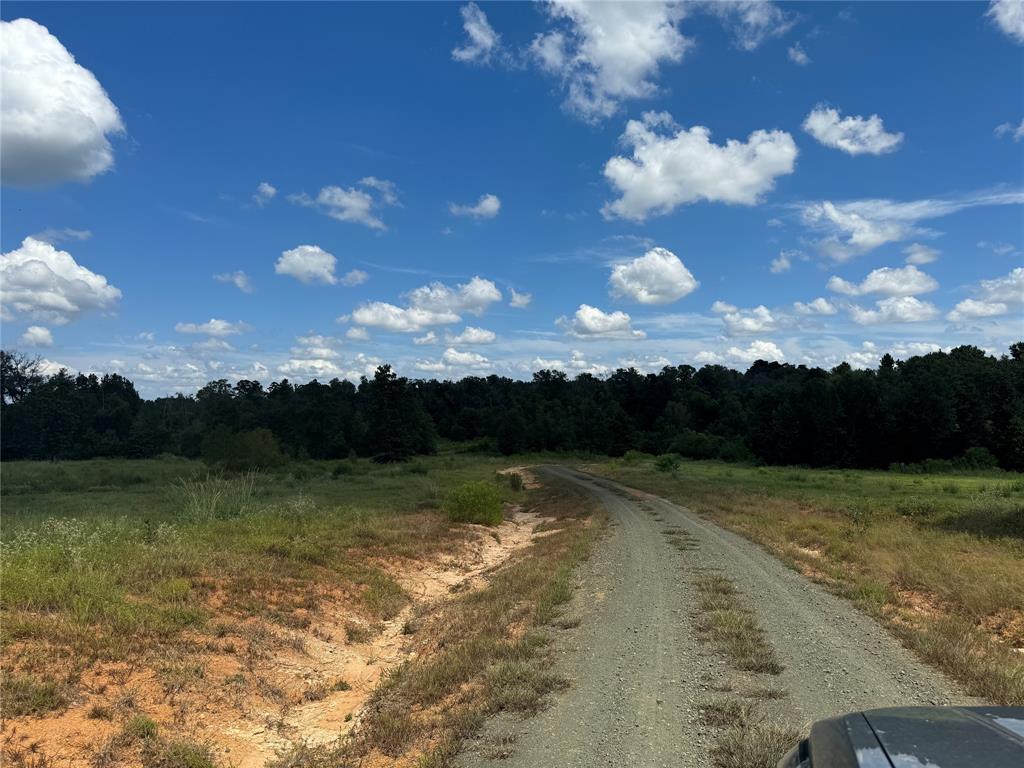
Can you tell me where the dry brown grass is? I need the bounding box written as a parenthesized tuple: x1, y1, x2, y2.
(695, 574, 783, 675)
(711, 720, 802, 768)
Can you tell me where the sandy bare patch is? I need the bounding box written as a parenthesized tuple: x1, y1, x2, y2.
(2, 510, 551, 768)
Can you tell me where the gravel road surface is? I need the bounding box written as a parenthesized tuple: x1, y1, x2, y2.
(457, 466, 974, 768)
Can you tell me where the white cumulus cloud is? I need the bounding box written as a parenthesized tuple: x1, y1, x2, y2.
(275, 245, 337, 285)
(529, 1, 691, 121)
(721, 305, 777, 335)
(608, 246, 698, 304)
(20, 325, 53, 346)
(793, 298, 837, 315)
(849, 296, 939, 325)
(947, 298, 1010, 323)
(726, 340, 785, 364)
(405, 276, 502, 316)
(988, 0, 1024, 43)
(350, 302, 460, 333)
(947, 267, 1024, 322)
(602, 111, 797, 221)
(1, 18, 125, 185)
(447, 326, 496, 344)
(442, 347, 491, 369)
(450, 193, 501, 219)
(1, 237, 121, 324)
(559, 304, 645, 340)
(802, 105, 903, 156)
(350, 276, 501, 334)
(827, 265, 938, 297)
(289, 178, 398, 230)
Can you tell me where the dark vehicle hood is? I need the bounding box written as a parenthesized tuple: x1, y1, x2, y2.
(862, 707, 1024, 767)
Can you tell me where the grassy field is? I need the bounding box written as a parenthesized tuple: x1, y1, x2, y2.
(0, 451, 603, 767)
(587, 455, 1024, 705)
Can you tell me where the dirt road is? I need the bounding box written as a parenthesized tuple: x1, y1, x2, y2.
(458, 466, 974, 767)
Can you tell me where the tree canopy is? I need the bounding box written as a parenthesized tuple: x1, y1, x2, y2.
(1, 345, 1022, 470)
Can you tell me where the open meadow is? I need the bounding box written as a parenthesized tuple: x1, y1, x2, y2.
(586, 455, 1024, 706)
(0, 451, 604, 767)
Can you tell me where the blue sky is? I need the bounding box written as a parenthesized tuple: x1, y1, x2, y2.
(1, 1, 1022, 396)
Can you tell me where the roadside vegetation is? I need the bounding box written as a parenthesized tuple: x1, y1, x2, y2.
(271, 476, 604, 767)
(0, 453, 602, 767)
(592, 455, 1024, 705)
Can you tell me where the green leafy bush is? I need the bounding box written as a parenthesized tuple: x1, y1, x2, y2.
(444, 481, 503, 525)
(654, 454, 681, 473)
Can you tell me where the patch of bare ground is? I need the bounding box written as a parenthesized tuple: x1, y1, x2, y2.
(1, 504, 563, 768)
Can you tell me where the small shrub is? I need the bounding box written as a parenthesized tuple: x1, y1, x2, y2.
(331, 462, 353, 477)
(88, 703, 114, 720)
(122, 714, 159, 742)
(654, 454, 681, 473)
(444, 481, 503, 526)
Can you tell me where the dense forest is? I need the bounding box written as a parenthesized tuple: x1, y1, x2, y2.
(2, 344, 1023, 470)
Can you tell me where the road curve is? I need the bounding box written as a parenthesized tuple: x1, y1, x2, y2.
(457, 466, 974, 768)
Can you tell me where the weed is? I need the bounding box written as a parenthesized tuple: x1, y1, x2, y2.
(0, 675, 68, 717)
(122, 714, 159, 742)
(700, 697, 754, 727)
(88, 703, 114, 720)
(141, 738, 216, 768)
(344, 621, 374, 644)
(444, 481, 503, 525)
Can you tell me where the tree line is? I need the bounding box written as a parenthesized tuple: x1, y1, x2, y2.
(2, 343, 1023, 470)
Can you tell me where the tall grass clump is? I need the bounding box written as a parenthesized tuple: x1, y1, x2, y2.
(173, 472, 258, 521)
(444, 481, 503, 526)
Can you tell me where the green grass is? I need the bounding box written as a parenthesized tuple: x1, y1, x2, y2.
(0, 453, 533, 661)
(0, 673, 70, 717)
(443, 480, 504, 525)
(588, 456, 1024, 704)
(0, 446, 545, 765)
